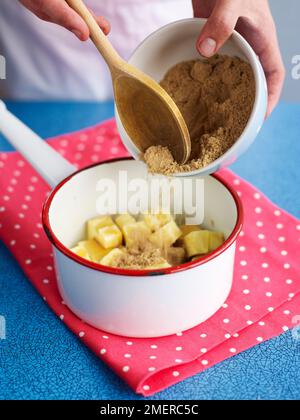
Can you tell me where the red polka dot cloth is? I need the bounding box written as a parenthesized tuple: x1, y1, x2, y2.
(1, 119, 300, 397)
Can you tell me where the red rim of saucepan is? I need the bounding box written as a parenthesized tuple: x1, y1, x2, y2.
(42, 157, 243, 277)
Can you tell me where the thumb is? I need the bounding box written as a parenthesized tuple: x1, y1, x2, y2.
(197, 0, 239, 57)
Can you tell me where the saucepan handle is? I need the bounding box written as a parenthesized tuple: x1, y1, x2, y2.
(0, 100, 76, 188)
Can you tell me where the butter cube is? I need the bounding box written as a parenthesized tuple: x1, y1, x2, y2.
(208, 231, 224, 252)
(87, 216, 114, 239)
(191, 255, 203, 261)
(145, 259, 171, 270)
(143, 213, 172, 231)
(70, 245, 91, 261)
(165, 247, 186, 266)
(177, 224, 201, 245)
(78, 239, 112, 262)
(183, 230, 210, 257)
(115, 214, 136, 232)
(95, 224, 123, 249)
(123, 221, 151, 248)
(100, 248, 125, 267)
(149, 220, 182, 249)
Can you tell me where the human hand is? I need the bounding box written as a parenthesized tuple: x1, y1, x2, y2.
(192, 0, 285, 116)
(19, 0, 110, 41)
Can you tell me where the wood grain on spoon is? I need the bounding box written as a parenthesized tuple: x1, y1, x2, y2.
(65, 0, 191, 164)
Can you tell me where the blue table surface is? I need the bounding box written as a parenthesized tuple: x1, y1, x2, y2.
(0, 101, 300, 400)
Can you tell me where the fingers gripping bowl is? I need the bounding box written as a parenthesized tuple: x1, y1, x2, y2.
(43, 159, 243, 338)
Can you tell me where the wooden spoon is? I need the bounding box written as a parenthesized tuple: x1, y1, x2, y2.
(65, 0, 191, 164)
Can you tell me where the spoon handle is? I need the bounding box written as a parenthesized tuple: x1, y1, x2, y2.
(65, 0, 124, 70)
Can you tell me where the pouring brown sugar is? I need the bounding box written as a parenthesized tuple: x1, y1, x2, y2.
(144, 55, 255, 175)
(66, 0, 191, 164)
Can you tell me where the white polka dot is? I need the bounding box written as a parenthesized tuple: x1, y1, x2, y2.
(245, 305, 251, 311)
(260, 247, 267, 253)
(124, 354, 131, 358)
(258, 233, 265, 240)
(254, 193, 261, 199)
(10, 240, 16, 246)
(233, 179, 240, 185)
(122, 366, 130, 372)
(223, 318, 230, 324)
(91, 155, 99, 162)
(284, 263, 290, 270)
(242, 275, 248, 280)
(143, 385, 150, 391)
(175, 346, 182, 351)
(256, 337, 263, 342)
(278, 236, 286, 242)
(282, 326, 289, 332)
(100, 348, 107, 355)
(93, 144, 102, 152)
(33, 233, 39, 239)
(172, 371, 180, 377)
(240, 260, 247, 266)
(255, 207, 262, 214)
(225, 333, 231, 339)
(126, 341, 133, 345)
(30, 244, 36, 249)
(264, 277, 271, 283)
(24, 195, 31, 201)
(296, 225, 300, 231)
(247, 320, 253, 326)
(281, 250, 288, 256)
(14, 224, 21, 230)
(59, 314, 64, 320)
(288, 293, 295, 299)
(200, 333, 207, 338)
(201, 360, 209, 366)
(258, 321, 265, 326)
(256, 221, 264, 227)
(200, 348, 207, 353)
(268, 307, 274, 312)
(0, 206, 5, 212)
(222, 303, 228, 308)
(79, 331, 85, 338)
(266, 292, 272, 297)
(239, 231, 245, 237)
(148, 367, 156, 372)
(176, 332, 183, 336)
(47, 266, 53, 271)
(243, 289, 250, 295)
(150, 345, 157, 349)
(25, 259, 31, 265)
(239, 246, 246, 252)
(283, 310, 290, 315)
(274, 210, 281, 216)
(175, 359, 182, 363)
(229, 348, 236, 353)
(28, 185, 35, 192)
(149, 355, 157, 360)
(3, 195, 10, 201)
(262, 262, 269, 268)
(102, 335, 109, 339)
(276, 223, 284, 229)
(110, 147, 119, 155)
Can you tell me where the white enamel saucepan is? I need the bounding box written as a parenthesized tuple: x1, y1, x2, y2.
(0, 101, 243, 338)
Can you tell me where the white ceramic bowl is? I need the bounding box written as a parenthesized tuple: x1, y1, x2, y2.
(116, 18, 268, 176)
(43, 158, 243, 338)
